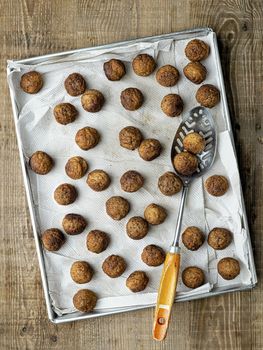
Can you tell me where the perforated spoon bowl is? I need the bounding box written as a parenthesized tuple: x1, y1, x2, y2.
(153, 106, 217, 341)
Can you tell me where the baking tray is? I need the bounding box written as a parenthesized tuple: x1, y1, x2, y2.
(7, 27, 257, 324)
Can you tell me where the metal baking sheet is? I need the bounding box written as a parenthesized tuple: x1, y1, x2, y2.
(7, 27, 257, 324)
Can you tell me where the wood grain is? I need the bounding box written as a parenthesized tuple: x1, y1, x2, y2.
(0, 0, 262, 349)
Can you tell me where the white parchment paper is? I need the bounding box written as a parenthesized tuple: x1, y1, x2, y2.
(8, 32, 252, 316)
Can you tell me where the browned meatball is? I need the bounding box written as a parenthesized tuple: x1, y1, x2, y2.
(106, 196, 130, 220)
(196, 84, 220, 108)
(126, 216, 149, 240)
(62, 214, 87, 235)
(161, 94, 184, 117)
(120, 88, 144, 111)
(29, 151, 53, 175)
(119, 126, 143, 150)
(120, 170, 144, 192)
(185, 39, 210, 62)
(208, 228, 232, 250)
(20, 71, 43, 94)
(217, 257, 240, 280)
(182, 227, 205, 251)
(102, 255, 127, 278)
(205, 175, 229, 197)
(86, 230, 109, 254)
(64, 73, 86, 96)
(65, 156, 88, 179)
(158, 171, 182, 196)
(73, 289, 97, 312)
(41, 228, 65, 251)
(103, 59, 126, 81)
(138, 139, 162, 161)
(182, 266, 205, 289)
(75, 127, 100, 150)
(53, 103, 78, 125)
(132, 54, 156, 76)
(141, 245, 165, 266)
(144, 203, 167, 225)
(70, 261, 93, 284)
(183, 62, 207, 84)
(126, 271, 149, 292)
(156, 65, 179, 87)
(173, 151, 198, 176)
(81, 89, 105, 113)
(183, 132, 206, 154)
(86, 169, 111, 191)
(54, 183, 77, 205)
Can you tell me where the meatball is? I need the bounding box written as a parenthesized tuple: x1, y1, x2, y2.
(120, 88, 144, 111)
(141, 245, 165, 266)
(41, 228, 65, 251)
(53, 103, 78, 125)
(81, 89, 105, 113)
(126, 271, 149, 292)
(183, 132, 206, 154)
(196, 84, 220, 108)
(29, 151, 53, 175)
(144, 203, 167, 225)
(205, 175, 229, 197)
(65, 156, 88, 179)
(106, 196, 130, 220)
(62, 213, 87, 235)
(126, 216, 149, 240)
(103, 59, 126, 81)
(20, 71, 43, 94)
(86, 169, 111, 191)
(120, 170, 144, 192)
(86, 230, 109, 254)
(54, 183, 77, 205)
(132, 53, 156, 76)
(75, 127, 100, 150)
(158, 171, 182, 196)
(156, 65, 179, 87)
(182, 266, 205, 289)
(208, 228, 232, 250)
(182, 226, 205, 251)
(161, 94, 184, 117)
(138, 139, 162, 161)
(73, 289, 97, 312)
(185, 39, 210, 62)
(119, 126, 143, 150)
(217, 257, 240, 280)
(102, 255, 127, 278)
(64, 73, 86, 96)
(173, 151, 198, 176)
(70, 261, 93, 284)
(183, 62, 207, 84)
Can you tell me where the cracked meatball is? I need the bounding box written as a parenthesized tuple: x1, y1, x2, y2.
(62, 213, 87, 235)
(196, 84, 220, 108)
(102, 255, 127, 278)
(54, 183, 77, 205)
(183, 62, 207, 84)
(86, 169, 111, 191)
(106, 196, 130, 220)
(185, 39, 210, 62)
(126, 216, 149, 240)
(64, 73, 86, 96)
(70, 261, 93, 284)
(144, 203, 167, 225)
(158, 171, 182, 196)
(182, 226, 205, 251)
(119, 126, 143, 150)
(73, 289, 97, 312)
(205, 175, 229, 196)
(75, 127, 100, 150)
(120, 170, 144, 192)
(161, 94, 184, 117)
(103, 59, 126, 81)
(81, 89, 105, 113)
(126, 271, 149, 292)
(29, 151, 53, 175)
(208, 228, 232, 250)
(41, 228, 65, 251)
(120, 87, 144, 111)
(173, 151, 198, 176)
(182, 266, 205, 289)
(20, 71, 43, 94)
(132, 54, 156, 76)
(217, 257, 240, 280)
(156, 65, 179, 87)
(141, 245, 165, 266)
(65, 156, 88, 179)
(138, 139, 162, 161)
(183, 132, 206, 154)
(87, 230, 109, 254)
(53, 103, 78, 125)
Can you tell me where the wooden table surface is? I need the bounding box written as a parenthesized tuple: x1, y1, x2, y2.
(1, 1, 262, 349)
